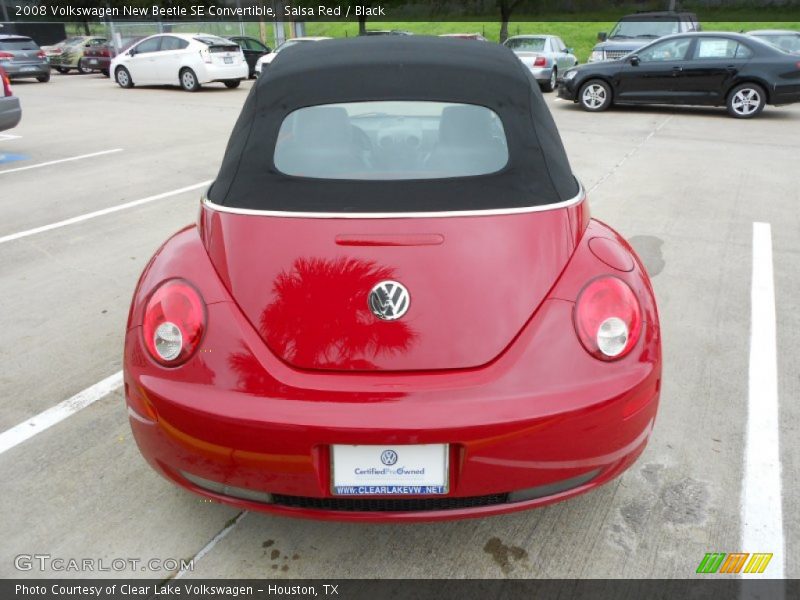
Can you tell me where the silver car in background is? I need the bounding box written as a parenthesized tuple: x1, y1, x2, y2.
(503, 35, 578, 92)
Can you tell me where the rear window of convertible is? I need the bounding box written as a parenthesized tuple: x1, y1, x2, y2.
(273, 101, 509, 180)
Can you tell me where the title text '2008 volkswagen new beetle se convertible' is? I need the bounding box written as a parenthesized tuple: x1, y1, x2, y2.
(123, 37, 662, 521)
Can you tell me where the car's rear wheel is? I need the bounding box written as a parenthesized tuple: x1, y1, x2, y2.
(115, 66, 133, 89)
(77, 59, 93, 75)
(579, 79, 612, 112)
(36, 73, 50, 83)
(727, 83, 766, 119)
(55, 67, 69, 74)
(101, 69, 109, 77)
(223, 80, 241, 89)
(542, 68, 557, 93)
(180, 68, 200, 92)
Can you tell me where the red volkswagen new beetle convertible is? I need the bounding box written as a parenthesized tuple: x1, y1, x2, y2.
(123, 37, 661, 521)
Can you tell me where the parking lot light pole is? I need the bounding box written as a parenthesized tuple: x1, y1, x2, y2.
(235, 0, 245, 36)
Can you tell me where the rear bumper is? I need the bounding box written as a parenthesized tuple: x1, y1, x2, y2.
(2, 63, 49, 79)
(0, 96, 22, 132)
(125, 296, 661, 522)
(198, 62, 248, 83)
(527, 66, 554, 83)
(772, 83, 800, 106)
(82, 56, 111, 71)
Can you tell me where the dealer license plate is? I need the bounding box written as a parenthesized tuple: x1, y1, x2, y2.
(89, 59, 98, 64)
(331, 444, 448, 495)
(224, 57, 233, 64)
(20, 66, 37, 72)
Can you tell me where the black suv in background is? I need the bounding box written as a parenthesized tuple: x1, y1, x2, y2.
(588, 11, 700, 62)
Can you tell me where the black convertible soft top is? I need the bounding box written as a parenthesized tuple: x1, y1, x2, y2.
(209, 36, 579, 213)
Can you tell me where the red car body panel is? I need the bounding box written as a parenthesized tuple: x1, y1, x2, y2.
(202, 204, 580, 371)
(123, 196, 662, 521)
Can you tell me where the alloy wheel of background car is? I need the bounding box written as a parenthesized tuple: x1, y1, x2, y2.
(115, 67, 133, 89)
(579, 80, 612, 112)
(36, 74, 50, 83)
(180, 68, 200, 92)
(77, 60, 93, 75)
(727, 83, 766, 119)
(543, 68, 557, 93)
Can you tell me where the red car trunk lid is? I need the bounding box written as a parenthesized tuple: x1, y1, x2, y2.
(202, 204, 579, 372)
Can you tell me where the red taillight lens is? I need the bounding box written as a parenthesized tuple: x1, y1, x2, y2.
(533, 56, 547, 67)
(0, 52, 14, 60)
(573, 276, 642, 361)
(142, 280, 206, 367)
(101, 49, 111, 57)
(37, 50, 46, 59)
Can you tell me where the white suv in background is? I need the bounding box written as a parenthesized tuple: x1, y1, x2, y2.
(111, 33, 248, 92)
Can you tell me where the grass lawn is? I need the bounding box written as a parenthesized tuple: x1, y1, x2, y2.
(298, 20, 800, 63)
(73, 19, 800, 64)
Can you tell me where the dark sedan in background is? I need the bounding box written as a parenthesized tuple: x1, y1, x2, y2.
(558, 32, 800, 118)
(82, 37, 144, 77)
(228, 36, 271, 78)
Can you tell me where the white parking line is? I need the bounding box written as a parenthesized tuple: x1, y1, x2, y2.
(0, 148, 123, 175)
(0, 371, 123, 455)
(174, 512, 248, 579)
(0, 133, 21, 141)
(742, 222, 784, 579)
(0, 180, 212, 245)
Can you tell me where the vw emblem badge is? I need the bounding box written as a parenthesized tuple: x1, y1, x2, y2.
(368, 280, 410, 321)
(380, 449, 398, 466)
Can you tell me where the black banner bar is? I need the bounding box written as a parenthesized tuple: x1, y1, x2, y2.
(2, 0, 800, 23)
(2, 579, 797, 600)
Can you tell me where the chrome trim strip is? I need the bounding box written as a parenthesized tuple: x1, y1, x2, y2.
(202, 180, 585, 219)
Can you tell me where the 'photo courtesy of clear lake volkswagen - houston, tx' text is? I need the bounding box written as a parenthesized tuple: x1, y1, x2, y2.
(0, 0, 799, 596)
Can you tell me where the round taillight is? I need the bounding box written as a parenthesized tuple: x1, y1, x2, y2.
(573, 276, 642, 360)
(142, 280, 206, 366)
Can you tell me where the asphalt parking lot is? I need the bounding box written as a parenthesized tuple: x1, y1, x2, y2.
(1, 71, 797, 580)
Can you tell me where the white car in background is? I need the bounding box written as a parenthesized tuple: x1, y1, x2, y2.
(254, 36, 331, 76)
(110, 33, 248, 92)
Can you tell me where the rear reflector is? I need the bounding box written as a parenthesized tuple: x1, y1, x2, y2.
(507, 469, 601, 503)
(181, 471, 274, 504)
